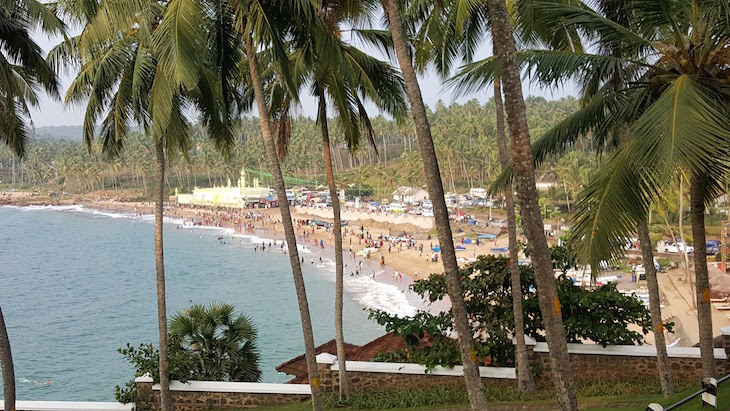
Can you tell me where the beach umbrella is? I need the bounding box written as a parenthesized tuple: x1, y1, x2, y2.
(710, 274, 730, 286)
(712, 282, 730, 296)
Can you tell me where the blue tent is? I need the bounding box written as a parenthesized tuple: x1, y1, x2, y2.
(455, 245, 466, 250)
(266, 196, 274, 201)
(463, 238, 472, 244)
(431, 245, 441, 252)
(468, 219, 477, 226)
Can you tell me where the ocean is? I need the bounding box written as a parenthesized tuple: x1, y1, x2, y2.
(0, 205, 420, 401)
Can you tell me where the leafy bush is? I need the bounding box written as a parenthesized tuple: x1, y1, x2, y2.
(369, 252, 672, 370)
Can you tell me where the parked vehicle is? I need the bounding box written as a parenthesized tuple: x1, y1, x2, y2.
(387, 203, 407, 213)
(663, 241, 694, 254)
(706, 240, 721, 255)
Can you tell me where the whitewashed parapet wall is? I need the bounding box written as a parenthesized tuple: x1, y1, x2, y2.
(314, 352, 516, 393)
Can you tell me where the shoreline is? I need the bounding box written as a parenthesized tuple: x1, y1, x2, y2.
(1, 190, 514, 316)
(3, 197, 455, 316)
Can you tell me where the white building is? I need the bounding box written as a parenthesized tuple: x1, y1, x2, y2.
(469, 187, 487, 199)
(392, 186, 430, 203)
(177, 168, 275, 208)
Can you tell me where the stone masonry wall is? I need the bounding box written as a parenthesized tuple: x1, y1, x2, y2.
(135, 381, 309, 411)
(316, 363, 514, 394)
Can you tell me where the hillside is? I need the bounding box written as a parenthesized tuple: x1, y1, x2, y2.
(33, 125, 84, 142)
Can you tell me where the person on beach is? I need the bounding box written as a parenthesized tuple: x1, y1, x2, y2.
(380, 254, 385, 265)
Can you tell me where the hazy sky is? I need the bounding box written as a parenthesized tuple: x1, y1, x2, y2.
(28, 27, 574, 128)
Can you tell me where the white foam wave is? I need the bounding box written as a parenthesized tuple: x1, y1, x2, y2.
(346, 276, 417, 318)
(19, 204, 85, 213)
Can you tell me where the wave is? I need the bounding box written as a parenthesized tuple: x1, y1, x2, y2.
(346, 276, 418, 318)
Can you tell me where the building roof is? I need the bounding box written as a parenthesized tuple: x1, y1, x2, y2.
(275, 339, 358, 379)
(276, 333, 425, 384)
(392, 186, 426, 197)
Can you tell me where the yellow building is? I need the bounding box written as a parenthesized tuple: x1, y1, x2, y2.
(177, 168, 275, 208)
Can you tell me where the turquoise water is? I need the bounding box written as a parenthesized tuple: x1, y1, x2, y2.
(0, 205, 416, 401)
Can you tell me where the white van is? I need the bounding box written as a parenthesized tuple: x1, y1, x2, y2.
(387, 203, 407, 213)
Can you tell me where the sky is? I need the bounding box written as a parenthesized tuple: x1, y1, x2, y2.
(28, 26, 575, 128)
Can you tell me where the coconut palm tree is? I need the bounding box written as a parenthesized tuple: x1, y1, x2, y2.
(0, 1, 64, 409)
(170, 303, 261, 382)
(54, 3, 239, 410)
(288, 3, 407, 398)
(483, 0, 730, 383)
(484, 1, 578, 408)
(448, 0, 683, 397)
(424, 0, 587, 393)
(152, 1, 326, 408)
(381, 1, 489, 409)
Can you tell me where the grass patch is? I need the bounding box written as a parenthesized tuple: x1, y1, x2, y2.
(219, 379, 708, 411)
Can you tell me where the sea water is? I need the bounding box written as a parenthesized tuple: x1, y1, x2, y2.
(0, 205, 419, 401)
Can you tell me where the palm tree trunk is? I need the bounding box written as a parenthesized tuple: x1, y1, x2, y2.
(494, 77, 535, 392)
(690, 174, 715, 379)
(383, 1, 488, 409)
(244, 37, 324, 411)
(486, 1, 577, 410)
(317, 92, 350, 400)
(154, 137, 173, 411)
(637, 220, 673, 396)
(679, 177, 694, 306)
(0, 305, 15, 411)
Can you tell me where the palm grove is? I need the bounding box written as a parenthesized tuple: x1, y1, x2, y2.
(1, 2, 729, 411)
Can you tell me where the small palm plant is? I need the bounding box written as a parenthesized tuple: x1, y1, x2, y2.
(170, 303, 261, 382)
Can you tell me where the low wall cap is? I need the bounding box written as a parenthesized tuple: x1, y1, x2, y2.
(316, 352, 337, 364)
(135, 373, 153, 383)
(721, 326, 730, 336)
(512, 335, 537, 346)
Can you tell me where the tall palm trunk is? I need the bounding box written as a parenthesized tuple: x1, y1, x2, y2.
(679, 177, 694, 305)
(317, 91, 350, 400)
(383, 1, 488, 409)
(486, 1, 577, 410)
(0, 305, 15, 411)
(244, 38, 324, 411)
(494, 77, 535, 392)
(154, 137, 172, 411)
(637, 220, 673, 396)
(690, 174, 715, 379)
